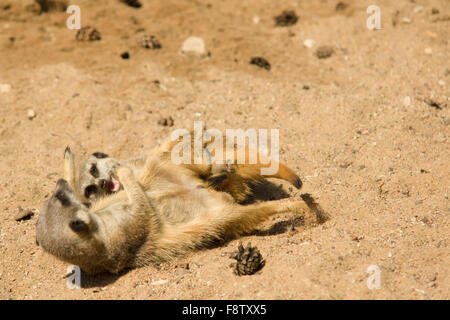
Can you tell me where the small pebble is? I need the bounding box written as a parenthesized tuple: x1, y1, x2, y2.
(250, 57, 271, 71)
(303, 39, 315, 48)
(403, 96, 411, 107)
(0, 83, 11, 93)
(121, 52, 130, 59)
(315, 46, 334, 59)
(424, 48, 432, 55)
(157, 116, 174, 127)
(402, 17, 412, 24)
(180, 37, 208, 59)
(424, 98, 444, 109)
(14, 207, 37, 221)
(27, 109, 36, 120)
(139, 34, 161, 49)
(121, 0, 142, 8)
(274, 10, 298, 27)
(335, 2, 348, 11)
(75, 26, 101, 41)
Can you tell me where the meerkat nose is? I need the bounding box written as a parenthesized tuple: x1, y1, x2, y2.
(99, 179, 108, 189)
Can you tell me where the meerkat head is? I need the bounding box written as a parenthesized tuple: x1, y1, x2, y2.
(36, 179, 106, 273)
(79, 152, 122, 205)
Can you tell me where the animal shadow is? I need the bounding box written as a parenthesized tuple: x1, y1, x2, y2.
(252, 192, 329, 237)
(77, 270, 127, 288)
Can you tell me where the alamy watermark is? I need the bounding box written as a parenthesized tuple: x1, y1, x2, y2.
(66, 265, 81, 289)
(366, 264, 381, 290)
(170, 121, 280, 176)
(66, 4, 382, 32)
(66, 5, 81, 30)
(366, 5, 381, 30)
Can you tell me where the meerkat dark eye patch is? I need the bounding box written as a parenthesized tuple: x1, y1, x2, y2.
(90, 164, 99, 178)
(84, 185, 98, 198)
(92, 152, 109, 159)
(55, 191, 71, 207)
(69, 219, 88, 232)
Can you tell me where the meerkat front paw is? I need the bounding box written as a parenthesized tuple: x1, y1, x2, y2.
(112, 164, 133, 182)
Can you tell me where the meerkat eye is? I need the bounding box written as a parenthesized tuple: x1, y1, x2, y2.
(84, 185, 98, 198)
(90, 164, 99, 178)
(56, 191, 71, 207)
(69, 220, 88, 232)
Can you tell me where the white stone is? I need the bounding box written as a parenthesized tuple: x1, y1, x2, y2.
(181, 37, 208, 58)
(27, 109, 36, 120)
(303, 39, 315, 48)
(403, 96, 411, 107)
(424, 48, 432, 55)
(0, 83, 11, 93)
(402, 17, 412, 24)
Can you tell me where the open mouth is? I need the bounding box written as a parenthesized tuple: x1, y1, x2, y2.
(108, 175, 121, 192)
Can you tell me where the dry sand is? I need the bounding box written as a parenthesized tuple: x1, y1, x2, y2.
(0, 0, 448, 299)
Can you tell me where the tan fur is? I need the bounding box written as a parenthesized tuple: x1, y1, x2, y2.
(78, 131, 302, 204)
(36, 148, 321, 275)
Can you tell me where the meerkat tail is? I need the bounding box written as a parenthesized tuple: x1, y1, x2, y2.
(234, 161, 302, 189)
(218, 141, 303, 189)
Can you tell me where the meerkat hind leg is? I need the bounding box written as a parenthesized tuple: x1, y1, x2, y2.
(220, 198, 319, 239)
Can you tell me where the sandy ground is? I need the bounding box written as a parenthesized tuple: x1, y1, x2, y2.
(0, 0, 448, 300)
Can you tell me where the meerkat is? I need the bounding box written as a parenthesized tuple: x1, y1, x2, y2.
(77, 131, 302, 205)
(36, 148, 321, 275)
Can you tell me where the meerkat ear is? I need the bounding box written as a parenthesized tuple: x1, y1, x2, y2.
(69, 210, 91, 233)
(64, 147, 77, 190)
(92, 152, 109, 159)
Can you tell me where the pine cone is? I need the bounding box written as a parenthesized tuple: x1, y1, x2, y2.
(229, 242, 265, 276)
(140, 35, 162, 50)
(75, 26, 101, 42)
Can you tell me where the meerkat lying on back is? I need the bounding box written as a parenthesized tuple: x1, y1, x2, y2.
(36, 147, 321, 275)
(77, 131, 302, 206)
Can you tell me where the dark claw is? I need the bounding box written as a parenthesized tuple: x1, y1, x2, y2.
(293, 176, 302, 189)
